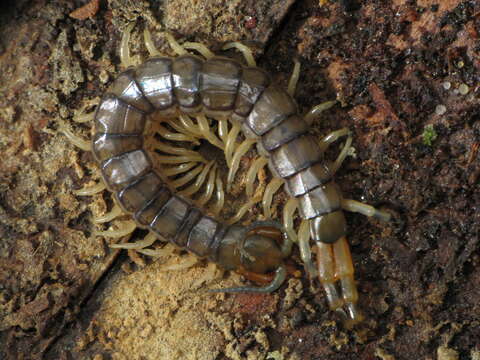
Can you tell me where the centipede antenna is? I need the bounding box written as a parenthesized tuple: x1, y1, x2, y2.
(207, 264, 286, 293)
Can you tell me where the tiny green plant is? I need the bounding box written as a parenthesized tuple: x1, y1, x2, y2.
(422, 124, 437, 146)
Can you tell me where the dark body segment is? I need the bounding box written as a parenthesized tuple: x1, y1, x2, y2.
(101, 150, 152, 191)
(298, 182, 342, 219)
(172, 55, 203, 111)
(134, 186, 172, 227)
(200, 57, 242, 111)
(233, 67, 270, 119)
(286, 163, 331, 197)
(187, 216, 221, 257)
(261, 114, 308, 151)
(92, 133, 143, 162)
(270, 135, 323, 178)
(117, 171, 163, 213)
(246, 86, 297, 136)
(95, 94, 146, 135)
(108, 69, 154, 113)
(173, 208, 203, 247)
(135, 57, 175, 110)
(149, 195, 190, 240)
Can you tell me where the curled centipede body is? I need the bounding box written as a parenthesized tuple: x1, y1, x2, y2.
(68, 24, 391, 326)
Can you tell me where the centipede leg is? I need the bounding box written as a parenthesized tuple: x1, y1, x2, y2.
(298, 219, 317, 279)
(262, 178, 284, 219)
(341, 199, 391, 222)
(226, 139, 255, 190)
(222, 42, 256, 67)
(316, 242, 343, 311)
(73, 111, 95, 124)
(162, 32, 188, 56)
(143, 27, 162, 57)
(332, 237, 364, 326)
(183, 41, 215, 59)
(287, 59, 301, 96)
(74, 182, 106, 196)
(120, 23, 136, 68)
(318, 127, 353, 175)
(60, 125, 91, 151)
(245, 156, 268, 198)
(304, 100, 337, 125)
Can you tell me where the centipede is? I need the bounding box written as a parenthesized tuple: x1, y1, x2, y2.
(62, 23, 390, 327)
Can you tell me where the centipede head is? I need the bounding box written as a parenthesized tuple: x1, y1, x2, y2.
(216, 221, 287, 274)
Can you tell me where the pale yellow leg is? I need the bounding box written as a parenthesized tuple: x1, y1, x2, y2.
(316, 242, 343, 311)
(245, 157, 268, 197)
(110, 231, 159, 249)
(287, 59, 301, 96)
(162, 32, 187, 56)
(93, 204, 122, 223)
(120, 23, 136, 68)
(178, 161, 215, 197)
(183, 42, 214, 59)
(304, 100, 336, 125)
(226, 196, 262, 225)
(143, 27, 161, 57)
(318, 127, 353, 175)
(222, 42, 256, 67)
(262, 178, 284, 219)
(95, 220, 137, 238)
(333, 237, 364, 326)
(73, 182, 106, 196)
(60, 125, 91, 151)
(283, 197, 299, 244)
(226, 139, 255, 190)
(298, 219, 317, 279)
(171, 164, 204, 188)
(162, 162, 197, 176)
(196, 165, 217, 206)
(210, 173, 225, 216)
(341, 199, 391, 222)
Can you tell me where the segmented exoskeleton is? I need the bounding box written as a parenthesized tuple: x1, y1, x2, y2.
(64, 24, 390, 326)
